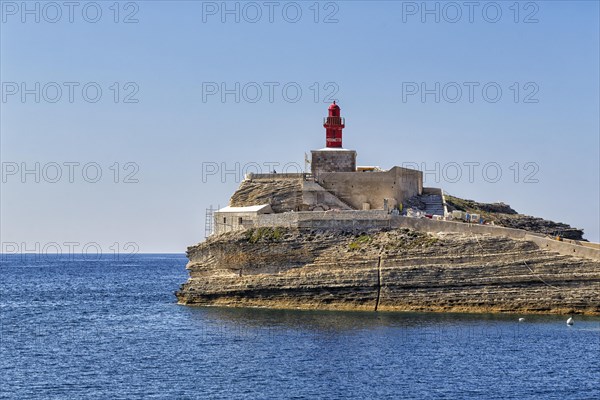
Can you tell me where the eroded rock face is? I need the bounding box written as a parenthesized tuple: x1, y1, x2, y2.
(176, 228, 600, 315)
(444, 195, 585, 240)
(229, 179, 303, 213)
(444, 196, 518, 215)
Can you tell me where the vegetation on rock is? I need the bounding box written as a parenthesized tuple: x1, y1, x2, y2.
(245, 227, 284, 243)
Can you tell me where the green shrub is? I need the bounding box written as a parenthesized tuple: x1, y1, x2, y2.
(245, 227, 283, 243)
(348, 234, 372, 250)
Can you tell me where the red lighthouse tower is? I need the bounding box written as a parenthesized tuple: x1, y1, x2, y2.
(311, 102, 356, 177)
(324, 101, 345, 148)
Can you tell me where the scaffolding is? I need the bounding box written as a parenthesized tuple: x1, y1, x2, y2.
(205, 205, 219, 238)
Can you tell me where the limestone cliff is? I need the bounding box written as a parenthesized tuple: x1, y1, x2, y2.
(177, 228, 600, 315)
(230, 178, 302, 213)
(444, 195, 585, 240)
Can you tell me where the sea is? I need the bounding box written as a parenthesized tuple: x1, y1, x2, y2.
(1, 254, 598, 399)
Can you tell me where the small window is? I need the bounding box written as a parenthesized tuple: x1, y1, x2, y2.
(238, 217, 243, 224)
(223, 217, 227, 224)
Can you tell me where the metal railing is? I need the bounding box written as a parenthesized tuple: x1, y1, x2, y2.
(323, 117, 345, 125)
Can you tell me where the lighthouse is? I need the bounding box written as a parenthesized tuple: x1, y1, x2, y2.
(311, 102, 357, 177)
(324, 101, 345, 148)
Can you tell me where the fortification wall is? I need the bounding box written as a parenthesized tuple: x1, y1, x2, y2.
(254, 210, 389, 229)
(317, 166, 423, 210)
(301, 181, 354, 211)
(523, 234, 600, 260)
(249, 211, 599, 261)
(246, 173, 307, 181)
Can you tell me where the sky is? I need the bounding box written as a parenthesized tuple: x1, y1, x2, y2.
(1, 0, 599, 253)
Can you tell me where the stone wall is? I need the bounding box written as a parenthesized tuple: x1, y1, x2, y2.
(214, 211, 263, 235)
(311, 149, 356, 176)
(317, 166, 423, 210)
(301, 181, 354, 211)
(246, 173, 308, 180)
(254, 210, 391, 231)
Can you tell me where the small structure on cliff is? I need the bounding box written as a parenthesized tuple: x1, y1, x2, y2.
(215, 204, 273, 234)
(310, 101, 424, 211)
(181, 102, 599, 315)
(213, 102, 444, 235)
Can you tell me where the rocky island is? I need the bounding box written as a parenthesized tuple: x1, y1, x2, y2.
(177, 103, 600, 315)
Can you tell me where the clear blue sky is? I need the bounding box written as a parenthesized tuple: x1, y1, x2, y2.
(1, 0, 599, 252)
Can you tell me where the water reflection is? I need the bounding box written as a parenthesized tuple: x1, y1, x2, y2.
(181, 305, 600, 335)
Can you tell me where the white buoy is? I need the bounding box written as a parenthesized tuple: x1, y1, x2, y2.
(567, 317, 574, 326)
(518, 318, 525, 322)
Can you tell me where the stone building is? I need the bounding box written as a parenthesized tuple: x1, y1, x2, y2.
(308, 101, 423, 211)
(213, 102, 443, 235)
(214, 204, 273, 235)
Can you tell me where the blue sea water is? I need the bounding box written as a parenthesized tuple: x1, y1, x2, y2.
(1, 254, 598, 400)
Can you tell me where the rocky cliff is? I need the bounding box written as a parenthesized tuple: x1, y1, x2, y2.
(230, 178, 302, 213)
(177, 227, 600, 315)
(444, 195, 585, 240)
